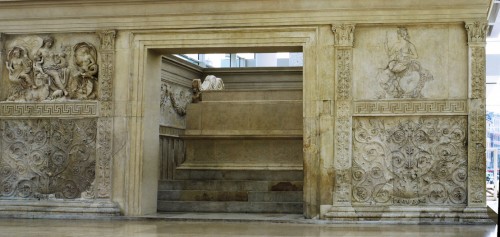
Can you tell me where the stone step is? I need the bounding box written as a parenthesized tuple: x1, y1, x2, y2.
(173, 169, 303, 181)
(248, 191, 302, 202)
(158, 180, 303, 192)
(158, 190, 248, 202)
(157, 201, 303, 213)
(202, 89, 303, 102)
(158, 190, 303, 202)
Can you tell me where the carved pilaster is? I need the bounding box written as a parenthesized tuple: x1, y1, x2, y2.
(465, 21, 487, 46)
(96, 117, 113, 198)
(95, 30, 116, 199)
(332, 24, 355, 206)
(470, 47, 486, 100)
(0, 33, 5, 85)
(97, 30, 116, 102)
(465, 21, 486, 207)
(332, 24, 355, 47)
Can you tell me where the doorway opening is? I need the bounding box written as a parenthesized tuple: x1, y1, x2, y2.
(157, 48, 304, 214)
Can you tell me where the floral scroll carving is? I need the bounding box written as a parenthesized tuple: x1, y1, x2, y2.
(4, 36, 99, 101)
(332, 24, 355, 205)
(0, 119, 96, 199)
(470, 47, 485, 99)
(466, 21, 486, 206)
(352, 116, 467, 206)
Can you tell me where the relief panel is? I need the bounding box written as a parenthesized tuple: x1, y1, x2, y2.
(0, 119, 96, 199)
(2, 34, 100, 101)
(353, 25, 467, 100)
(352, 116, 467, 206)
(160, 81, 192, 129)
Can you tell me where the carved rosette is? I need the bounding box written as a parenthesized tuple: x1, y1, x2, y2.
(95, 30, 116, 199)
(465, 21, 487, 206)
(332, 24, 355, 205)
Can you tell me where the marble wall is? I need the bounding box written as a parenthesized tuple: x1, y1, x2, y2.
(0, 31, 119, 217)
(0, 0, 492, 222)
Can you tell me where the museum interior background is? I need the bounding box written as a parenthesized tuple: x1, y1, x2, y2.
(0, 0, 497, 223)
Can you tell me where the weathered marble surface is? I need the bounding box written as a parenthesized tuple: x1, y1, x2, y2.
(353, 25, 468, 100)
(0, 0, 492, 222)
(2, 34, 100, 101)
(352, 116, 467, 206)
(0, 119, 97, 199)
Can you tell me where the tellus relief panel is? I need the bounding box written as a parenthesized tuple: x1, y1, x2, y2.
(2, 34, 99, 101)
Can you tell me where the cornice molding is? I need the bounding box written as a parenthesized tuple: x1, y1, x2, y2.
(0, 1, 491, 33)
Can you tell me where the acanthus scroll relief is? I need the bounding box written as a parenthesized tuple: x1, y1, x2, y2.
(3, 36, 99, 101)
(465, 21, 487, 44)
(352, 116, 467, 206)
(376, 27, 434, 99)
(0, 119, 96, 199)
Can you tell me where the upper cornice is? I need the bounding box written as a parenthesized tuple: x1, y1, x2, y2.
(0, 0, 493, 33)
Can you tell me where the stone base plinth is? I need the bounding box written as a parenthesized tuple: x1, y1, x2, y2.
(0, 200, 120, 219)
(323, 206, 493, 224)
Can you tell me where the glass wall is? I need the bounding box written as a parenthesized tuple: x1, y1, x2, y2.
(175, 53, 303, 68)
(486, 33, 500, 201)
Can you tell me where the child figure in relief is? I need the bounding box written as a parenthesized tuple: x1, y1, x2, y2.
(26, 73, 50, 101)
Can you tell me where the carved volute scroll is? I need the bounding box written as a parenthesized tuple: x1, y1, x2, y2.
(465, 21, 487, 45)
(332, 24, 355, 205)
(465, 21, 487, 207)
(332, 24, 355, 47)
(98, 30, 116, 52)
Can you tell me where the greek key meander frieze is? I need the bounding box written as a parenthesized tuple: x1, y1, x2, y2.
(0, 102, 98, 117)
(352, 116, 467, 206)
(353, 100, 468, 116)
(0, 119, 97, 199)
